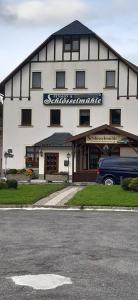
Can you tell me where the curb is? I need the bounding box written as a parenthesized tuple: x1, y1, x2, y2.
(0, 205, 137, 212)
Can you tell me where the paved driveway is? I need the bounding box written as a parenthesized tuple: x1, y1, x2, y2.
(0, 209, 137, 299)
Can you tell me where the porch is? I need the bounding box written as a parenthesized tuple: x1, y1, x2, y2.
(68, 124, 138, 182)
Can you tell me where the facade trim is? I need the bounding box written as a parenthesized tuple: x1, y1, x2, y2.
(19, 69, 22, 100)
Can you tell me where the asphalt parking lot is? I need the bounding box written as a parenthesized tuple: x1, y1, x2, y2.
(0, 209, 137, 300)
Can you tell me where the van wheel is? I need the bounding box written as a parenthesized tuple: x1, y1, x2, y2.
(103, 177, 115, 186)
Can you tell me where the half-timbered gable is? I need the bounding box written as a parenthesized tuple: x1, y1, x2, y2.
(1, 20, 138, 101)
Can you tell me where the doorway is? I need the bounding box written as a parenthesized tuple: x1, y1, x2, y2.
(89, 146, 101, 169)
(45, 153, 59, 175)
(88, 144, 120, 169)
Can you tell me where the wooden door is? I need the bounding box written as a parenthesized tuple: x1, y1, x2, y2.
(45, 153, 59, 175)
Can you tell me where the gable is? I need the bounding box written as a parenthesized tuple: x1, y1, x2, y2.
(0, 20, 138, 94)
(68, 124, 138, 142)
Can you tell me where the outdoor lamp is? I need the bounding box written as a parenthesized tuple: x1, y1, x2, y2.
(40, 146, 43, 157)
(67, 152, 71, 159)
(67, 153, 71, 183)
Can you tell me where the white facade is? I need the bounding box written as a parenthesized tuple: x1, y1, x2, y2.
(0, 21, 138, 179)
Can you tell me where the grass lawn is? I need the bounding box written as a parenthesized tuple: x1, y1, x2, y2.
(68, 185, 138, 207)
(0, 183, 66, 205)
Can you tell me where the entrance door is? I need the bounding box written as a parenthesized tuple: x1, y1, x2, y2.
(45, 153, 59, 175)
(89, 146, 101, 169)
(89, 153, 100, 169)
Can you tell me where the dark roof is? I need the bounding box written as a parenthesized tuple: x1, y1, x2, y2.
(34, 132, 72, 147)
(53, 20, 95, 36)
(67, 124, 138, 142)
(0, 20, 138, 91)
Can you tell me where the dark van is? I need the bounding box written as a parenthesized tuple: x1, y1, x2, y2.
(96, 156, 138, 185)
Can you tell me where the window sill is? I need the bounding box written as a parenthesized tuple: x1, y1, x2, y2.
(48, 125, 63, 127)
(18, 125, 34, 128)
(53, 88, 68, 90)
(103, 87, 117, 90)
(64, 50, 79, 53)
(31, 88, 43, 90)
(110, 124, 123, 127)
(73, 87, 88, 90)
(77, 125, 92, 127)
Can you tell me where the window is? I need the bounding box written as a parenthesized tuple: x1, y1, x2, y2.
(76, 71, 85, 88)
(26, 147, 39, 168)
(64, 37, 80, 52)
(79, 110, 90, 126)
(21, 109, 32, 126)
(106, 71, 115, 88)
(32, 72, 41, 88)
(110, 109, 121, 126)
(0, 104, 2, 127)
(50, 110, 60, 126)
(72, 39, 79, 51)
(64, 38, 71, 51)
(56, 72, 65, 88)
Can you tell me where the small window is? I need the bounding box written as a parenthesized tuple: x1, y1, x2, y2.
(110, 109, 121, 126)
(106, 71, 115, 88)
(0, 104, 2, 127)
(64, 38, 71, 51)
(56, 72, 65, 88)
(32, 72, 41, 88)
(76, 71, 85, 88)
(72, 39, 79, 51)
(79, 110, 90, 126)
(64, 37, 80, 52)
(21, 109, 32, 126)
(26, 146, 39, 168)
(50, 110, 60, 126)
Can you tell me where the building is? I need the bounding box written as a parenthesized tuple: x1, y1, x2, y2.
(0, 20, 138, 181)
(0, 97, 3, 172)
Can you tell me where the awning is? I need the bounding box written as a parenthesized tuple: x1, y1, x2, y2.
(67, 124, 138, 143)
(34, 132, 72, 148)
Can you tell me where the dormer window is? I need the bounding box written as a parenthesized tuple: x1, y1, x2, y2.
(64, 37, 79, 52)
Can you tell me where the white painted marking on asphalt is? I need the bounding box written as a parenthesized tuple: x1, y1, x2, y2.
(84, 208, 138, 212)
(9, 274, 72, 290)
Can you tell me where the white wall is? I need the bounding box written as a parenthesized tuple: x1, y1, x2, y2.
(3, 36, 138, 171)
(39, 148, 72, 177)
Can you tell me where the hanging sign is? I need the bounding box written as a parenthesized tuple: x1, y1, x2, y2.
(43, 93, 102, 105)
(86, 135, 125, 144)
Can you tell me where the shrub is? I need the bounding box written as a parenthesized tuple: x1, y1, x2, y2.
(16, 169, 26, 174)
(7, 179, 18, 189)
(6, 169, 17, 174)
(128, 178, 138, 192)
(0, 182, 8, 189)
(25, 168, 33, 177)
(121, 178, 132, 191)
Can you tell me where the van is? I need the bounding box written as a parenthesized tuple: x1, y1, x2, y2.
(96, 156, 138, 185)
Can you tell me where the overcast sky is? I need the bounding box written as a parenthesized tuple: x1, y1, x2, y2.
(0, 0, 138, 81)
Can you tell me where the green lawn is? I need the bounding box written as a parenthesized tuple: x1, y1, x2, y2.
(68, 185, 138, 207)
(0, 184, 66, 205)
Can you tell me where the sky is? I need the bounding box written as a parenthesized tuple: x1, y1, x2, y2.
(0, 0, 138, 81)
